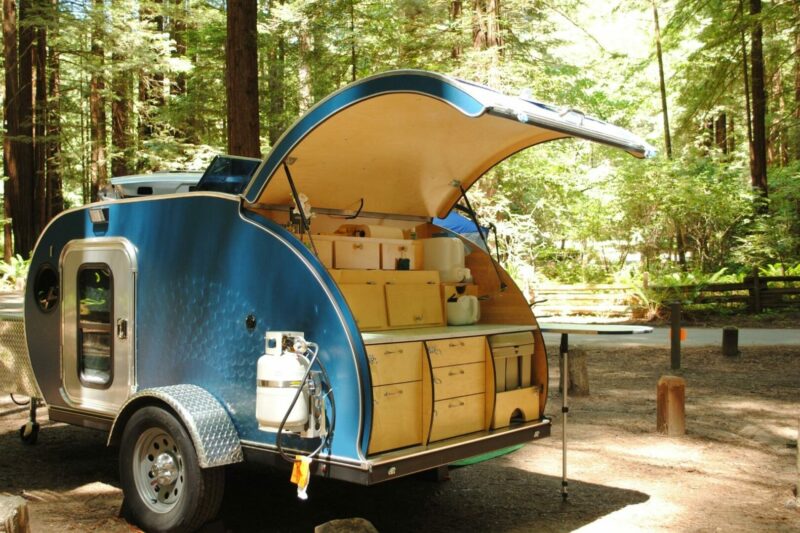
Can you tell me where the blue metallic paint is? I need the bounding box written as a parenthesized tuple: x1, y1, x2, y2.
(25, 194, 369, 460)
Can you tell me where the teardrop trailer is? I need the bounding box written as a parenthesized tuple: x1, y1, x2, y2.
(0, 70, 654, 531)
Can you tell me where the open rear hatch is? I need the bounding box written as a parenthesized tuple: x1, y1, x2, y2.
(243, 69, 654, 219)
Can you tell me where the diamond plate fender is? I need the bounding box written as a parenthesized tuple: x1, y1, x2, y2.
(108, 384, 244, 468)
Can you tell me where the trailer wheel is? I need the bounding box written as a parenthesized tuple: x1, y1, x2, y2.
(119, 406, 225, 532)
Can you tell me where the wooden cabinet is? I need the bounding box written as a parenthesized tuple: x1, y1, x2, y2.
(367, 341, 425, 454)
(489, 332, 539, 429)
(427, 336, 485, 367)
(339, 284, 387, 330)
(426, 336, 489, 442)
(334, 238, 381, 269)
(385, 284, 443, 327)
(432, 362, 485, 400)
(333, 270, 444, 331)
(366, 342, 422, 386)
(381, 241, 416, 270)
(430, 394, 485, 441)
(369, 381, 423, 454)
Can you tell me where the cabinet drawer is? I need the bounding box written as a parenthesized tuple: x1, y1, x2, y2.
(367, 342, 423, 386)
(427, 336, 485, 367)
(429, 393, 485, 442)
(334, 239, 381, 270)
(385, 284, 443, 327)
(368, 382, 423, 454)
(339, 284, 387, 330)
(432, 362, 485, 400)
(381, 241, 416, 270)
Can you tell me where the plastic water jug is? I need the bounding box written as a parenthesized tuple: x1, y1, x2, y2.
(423, 237, 469, 282)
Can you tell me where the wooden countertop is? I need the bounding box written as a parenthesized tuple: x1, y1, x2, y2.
(361, 323, 538, 344)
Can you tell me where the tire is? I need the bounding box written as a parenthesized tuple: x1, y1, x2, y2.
(119, 406, 225, 533)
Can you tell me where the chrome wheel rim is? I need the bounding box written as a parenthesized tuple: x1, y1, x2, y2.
(132, 427, 185, 513)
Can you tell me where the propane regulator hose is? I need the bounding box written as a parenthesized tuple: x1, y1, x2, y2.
(275, 342, 336, 464)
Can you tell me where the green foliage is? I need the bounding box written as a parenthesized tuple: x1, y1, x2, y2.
(0, 255, 30, 291)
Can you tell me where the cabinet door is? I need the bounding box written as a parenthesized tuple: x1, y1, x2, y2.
(432, 362, 485, 400)
(429, 393, 485, 442)
(385, 284, 443, 327)
(426, 336, 485, 368)
(334, 239, 381, 269)
(367, 342, 423, 386)
(369, 381, 423, 454)
(339, 284, 387, 330)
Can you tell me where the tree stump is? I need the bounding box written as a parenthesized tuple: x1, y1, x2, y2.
(0, 495, 30, 533)
(315, 518, 379, 533)
(559, 348, 590, 396)
(722, 326, 740, 357)
(657, 376, 686, 436)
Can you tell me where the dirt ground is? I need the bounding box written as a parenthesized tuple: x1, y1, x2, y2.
(1, 342, 799, 532)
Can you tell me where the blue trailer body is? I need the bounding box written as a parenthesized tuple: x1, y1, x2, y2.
(25, 193, 370, 461)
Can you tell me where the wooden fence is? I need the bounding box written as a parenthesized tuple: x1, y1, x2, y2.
(533, 273, 800, 317)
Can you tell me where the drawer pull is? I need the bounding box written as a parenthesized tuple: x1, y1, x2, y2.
(434, 378, 442, 385)
(448, 400, 466, 408)
(413, 315, 423, 322)
(384, 389, 403, 397)
(428, 346, 441, 355)
(448, 369, 465, 376)
(448, 341, 465, 348)
(353, 243, 364, 250)
(383, 349, 403, 355)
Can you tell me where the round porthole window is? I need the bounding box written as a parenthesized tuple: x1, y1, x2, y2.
(33, 263, 59, 313)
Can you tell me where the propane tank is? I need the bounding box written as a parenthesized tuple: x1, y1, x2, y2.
(256, 332, 310, 433)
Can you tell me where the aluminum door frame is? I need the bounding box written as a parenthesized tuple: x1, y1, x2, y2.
(60, 238, 137, 415)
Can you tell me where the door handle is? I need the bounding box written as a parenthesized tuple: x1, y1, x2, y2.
(117, 318, 128, 339)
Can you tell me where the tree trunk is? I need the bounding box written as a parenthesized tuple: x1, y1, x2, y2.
(740, 0, 754, 166)
(267, 0, 285, 147)
(472, 0, 502, 50)
(795, 1, 800, 161)
(675, 220, 687, 269)
(349, 0, 356, 82)
(297, 15, 312, 113)
(111, 1, 133, 178)
(15, 0, 35, 256)
(111, 65, 133, 176)
(715, 113, 727, 154)
(652, 0, 672, 159)
(450, 1, 463, 59)
(226, 0, 260, 157)
(3, 0, 19, 261)
(171, 0, 186, 96)
(45, 5, 62, 221)
(138, 0, 164, 147)
(749, 0, 768, 200)
(89, 0, 107, 200)
(770, 62, 788, 166)
(33, 1, 46, 234)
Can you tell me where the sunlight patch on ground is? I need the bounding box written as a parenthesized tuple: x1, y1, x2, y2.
(577, 499, 682, 532)
(606, 441, 704, 464)
(67, 482, 120, 498)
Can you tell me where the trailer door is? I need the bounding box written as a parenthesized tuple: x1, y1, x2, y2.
(61, 238, 136, 415)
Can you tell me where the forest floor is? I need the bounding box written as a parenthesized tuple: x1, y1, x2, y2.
(1, 343, 798, 532)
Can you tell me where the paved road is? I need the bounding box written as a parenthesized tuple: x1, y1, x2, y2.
(542, 326, 800, 348)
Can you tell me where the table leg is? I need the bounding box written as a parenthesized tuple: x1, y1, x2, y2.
(560, 332, 569, 502)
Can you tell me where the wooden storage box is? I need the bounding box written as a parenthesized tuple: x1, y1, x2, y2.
(334, 237, 381, 269)
(380, 239, 422, 270)
(491, 386, 540, 429)
(489, 332, 534, 391)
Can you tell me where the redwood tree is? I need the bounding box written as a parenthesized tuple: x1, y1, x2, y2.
(226, 0, 260, 157)
(749, 0, 768, 199)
